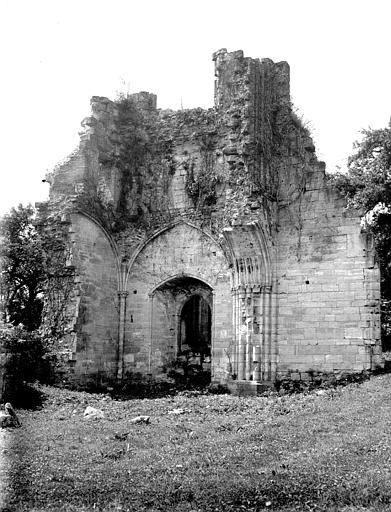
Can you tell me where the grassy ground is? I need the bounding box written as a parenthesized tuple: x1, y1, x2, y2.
(3, 375, 391, 512)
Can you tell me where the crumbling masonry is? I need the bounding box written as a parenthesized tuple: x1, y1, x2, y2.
(39, 49, 382, 392)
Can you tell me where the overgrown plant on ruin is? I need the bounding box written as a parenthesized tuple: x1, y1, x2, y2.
(333, 122, 391, 351)
(0, 205, 45, 331)
(0, 204, 73, 401)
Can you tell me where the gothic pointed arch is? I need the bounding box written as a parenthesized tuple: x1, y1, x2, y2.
(72, 209, 122, 285)
(125, 219, 232, 288)
(122, 221, 232, 380)
(67, 211, 121, 382)
(222, 220, 276, 383)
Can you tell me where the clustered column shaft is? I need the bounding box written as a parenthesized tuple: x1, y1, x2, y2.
(233, 284, 272, 382)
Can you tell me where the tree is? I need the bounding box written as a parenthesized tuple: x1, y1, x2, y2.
(0, 204, 46, 331)
(333, 121, 391, 349)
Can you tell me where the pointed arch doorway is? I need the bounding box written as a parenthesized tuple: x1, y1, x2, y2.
(150, 275, 213, 382)
(179, 294, 212, 365)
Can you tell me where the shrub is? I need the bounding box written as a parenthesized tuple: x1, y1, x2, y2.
(0, 323, 56, 405)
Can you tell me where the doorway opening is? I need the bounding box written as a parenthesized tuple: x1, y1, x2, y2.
(151, 275, 213, 385)
(179, 294, 212, 366)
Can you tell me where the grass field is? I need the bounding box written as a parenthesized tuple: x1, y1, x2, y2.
(3, 374, 391, 512)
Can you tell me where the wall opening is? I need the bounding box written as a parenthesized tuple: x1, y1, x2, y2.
(151, 276, 213, 383)
(179, 294, 212, 366)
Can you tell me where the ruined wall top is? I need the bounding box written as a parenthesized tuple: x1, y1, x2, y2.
(212, 48, 290, 111)
(125, 91, 157, 111)
(45, 48, 325, 238)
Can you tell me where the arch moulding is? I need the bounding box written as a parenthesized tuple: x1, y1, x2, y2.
(124, 219, 232, 291)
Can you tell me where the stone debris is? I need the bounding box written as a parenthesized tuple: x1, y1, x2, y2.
(0, 403, 21, 428)
(83, 406, 105, 420)
(0, 413, 16, 428)
(168, 408, 186, 415)
(129, 415, 150, 424)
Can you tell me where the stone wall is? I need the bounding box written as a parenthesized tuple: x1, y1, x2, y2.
(68, 214, 119, 385)
(40, 49, 382, 391)
(277, 177, 381, 381)
(124, 222, 232, 381)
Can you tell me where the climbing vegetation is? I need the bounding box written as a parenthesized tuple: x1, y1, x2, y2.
(332, 122, 391, 348)
(0, 324, 56, 404)
(185, 160, 220, 208)
(183, 133, 220, 208)
(0, 204, 45, 330)
(0, 205, 67, 403)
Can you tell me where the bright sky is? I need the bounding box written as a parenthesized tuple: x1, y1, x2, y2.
(1, 0, 391, 216)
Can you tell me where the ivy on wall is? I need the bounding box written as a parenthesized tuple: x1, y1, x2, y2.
(74, 91, 315, 261)
(184, 134, 220, 209)
(112, 96, 150, 229)
(332, 123, 391, 350)
(185, 161, 220, 208)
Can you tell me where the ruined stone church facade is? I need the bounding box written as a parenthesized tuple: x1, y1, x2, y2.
(40, 49, 382, 391)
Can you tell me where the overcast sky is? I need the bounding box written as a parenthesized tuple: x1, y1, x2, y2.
(1, 0, 391, 215)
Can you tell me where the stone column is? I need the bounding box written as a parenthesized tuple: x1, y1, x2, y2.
(117, 291, 128, 381)
(211, 290, 216, 381)
(252, 286, 262, 382)
(237, 286, 246, 380)
(148, 293, 154, 373)
(231, 287, 238, 378)
(245, 286, 253, 381)
(263, 286, 273, 381)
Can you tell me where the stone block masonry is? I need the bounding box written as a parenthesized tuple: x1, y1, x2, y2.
(39, 49, 382, 392)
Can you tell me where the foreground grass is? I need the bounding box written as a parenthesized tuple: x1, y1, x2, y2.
(4, 375, 391, 512)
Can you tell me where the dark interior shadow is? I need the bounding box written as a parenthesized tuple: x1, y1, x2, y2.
(2, 382, 46, 410)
